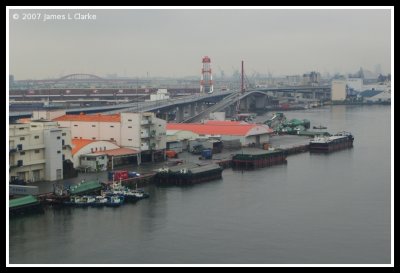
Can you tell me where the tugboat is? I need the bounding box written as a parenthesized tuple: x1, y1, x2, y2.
(131, 188, 150, 199)
(104, 182, 149, 202)
(105, 195, 124, 207)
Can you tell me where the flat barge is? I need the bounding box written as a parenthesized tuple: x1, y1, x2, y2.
(309, 131, 354, 153)
(9, 195, 43, 216)
(232, 149, 287, 169)
(154, 163, 223, 186)
(68, 180, 102, 195)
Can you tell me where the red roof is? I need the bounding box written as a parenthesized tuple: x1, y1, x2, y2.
(93, 147, 139, 156)
(166, 122, 272, 136)
(17, 118, 31, 123)
(204, 120, 248, 125)
(71, 139, 95, 155)
(54, 113, 121, 122)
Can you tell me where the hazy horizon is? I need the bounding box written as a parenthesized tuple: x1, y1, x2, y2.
(8, 8, 391, 80)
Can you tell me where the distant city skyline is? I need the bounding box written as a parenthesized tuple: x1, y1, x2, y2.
(8, 8, 391, 80)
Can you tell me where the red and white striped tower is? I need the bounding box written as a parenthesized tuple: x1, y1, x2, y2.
(200, 56, 213, 94)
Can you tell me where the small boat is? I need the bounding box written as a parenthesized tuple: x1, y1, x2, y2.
(104, 182, 149, 202)
(313, 125, 327, 129)
(92, 195, 108, 207)
(131, 189, 150, 199)
(105, 195, 124, 207)
(65, 194, 124, 207)
(64, 195, 96, 207)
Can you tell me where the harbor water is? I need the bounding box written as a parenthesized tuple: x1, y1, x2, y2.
(9, 105, 391, 264)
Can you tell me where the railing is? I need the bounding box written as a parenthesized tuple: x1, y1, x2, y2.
(140, 119, 152, 125)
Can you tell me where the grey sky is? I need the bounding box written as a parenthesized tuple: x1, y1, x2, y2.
(9, 8, 391, 80)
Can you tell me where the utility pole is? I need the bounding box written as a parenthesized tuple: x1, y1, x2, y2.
(241, 60, 244, 94)
(136, 78, 139, 112)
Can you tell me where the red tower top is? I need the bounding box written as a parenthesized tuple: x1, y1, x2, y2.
(202, 56, 211, 63)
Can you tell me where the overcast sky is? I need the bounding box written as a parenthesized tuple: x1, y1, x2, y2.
(8, 8, 391, 80)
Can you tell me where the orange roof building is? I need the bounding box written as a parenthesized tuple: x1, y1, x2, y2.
(71, 139, 96, 155)
(71, 139, 142, 170)
(54, 113, 121, 123)
(166, 121, 273, 146)
(71, 139, 120, 168)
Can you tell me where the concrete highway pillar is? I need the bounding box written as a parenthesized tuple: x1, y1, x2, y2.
(190, 103, 196, 117)
(255, 95, 267, 109)
(176, 106, 184, 122)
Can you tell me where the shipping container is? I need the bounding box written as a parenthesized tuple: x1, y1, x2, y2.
(201, 149, 213, 159)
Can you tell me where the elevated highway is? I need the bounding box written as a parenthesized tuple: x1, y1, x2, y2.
(9, 86, 330, 122)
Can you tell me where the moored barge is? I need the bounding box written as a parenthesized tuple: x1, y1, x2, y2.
(232, 149, 287, 169)
(309, 131, 354, 153)
(9, 195, 43, 216)
(68, 180, 102, 195)
(154, 163, 223, 186)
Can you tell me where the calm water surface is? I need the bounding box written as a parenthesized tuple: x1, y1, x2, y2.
(9, 105, 391, 264)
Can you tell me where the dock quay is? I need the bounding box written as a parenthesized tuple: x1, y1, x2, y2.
(280, 144, 310, 155)
(104, 172, 156, 188)
(232, 148, 287, 170)
(154, 163, 223, 186)
(214, 158, 232, 169)
(296, 131, 330, 137)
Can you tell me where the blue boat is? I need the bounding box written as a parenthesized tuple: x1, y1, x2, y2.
(105, 195, 125, 207)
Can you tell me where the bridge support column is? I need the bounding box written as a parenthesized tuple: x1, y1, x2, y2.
(190, 103, 196, 117)
(240, 97, 251, 112)
(176, 107, 184, 122)
(255, 95, 267, 110)
(200, 102, 206, 112)
(162, 112, 168, 122)
(226, 105, 235, 118)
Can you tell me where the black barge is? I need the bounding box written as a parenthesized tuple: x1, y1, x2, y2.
(309, 131, 354, 153)
(154, 163, 223, 186)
